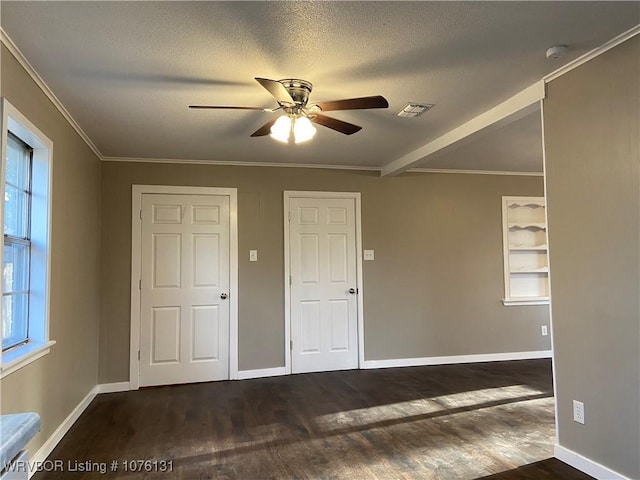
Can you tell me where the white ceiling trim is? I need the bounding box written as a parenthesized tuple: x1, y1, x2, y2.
(1, 28, 104, 160)
(102, 155, 539, 177)
(544, 24, 640, 83)
(102, 156, 381, 171)
(381, 81, 545, 177)
(410, 168, 543, 177)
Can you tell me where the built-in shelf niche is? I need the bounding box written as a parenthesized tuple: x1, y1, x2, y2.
(502, 196, 550, 306)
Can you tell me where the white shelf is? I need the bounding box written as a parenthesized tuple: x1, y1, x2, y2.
(510, 267, 549, 274)
(509, 245, 548, 251)
(508, 223, 547, 230)
(502, 196, 550, 305)
(502, 297, 550, 306)
(507, 202, 545, 209)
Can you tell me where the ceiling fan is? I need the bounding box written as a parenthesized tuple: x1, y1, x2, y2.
(189, 77, 389, 143)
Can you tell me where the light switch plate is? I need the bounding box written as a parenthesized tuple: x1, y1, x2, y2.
(364, 250, 375, 261)
(249, 250, 258, 262)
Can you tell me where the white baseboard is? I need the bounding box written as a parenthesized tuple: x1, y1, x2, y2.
(237, 367, 287, 380)
(555, 443, 631, 480)
(235, 353, 552, 377)
(96, 382, 131, 394)
(29, 385, 98, 478)
(362, 350, 553, 369)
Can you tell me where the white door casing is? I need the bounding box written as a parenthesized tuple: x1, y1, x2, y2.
(130, 186, 238, 389)
(284, 192, 364, 374)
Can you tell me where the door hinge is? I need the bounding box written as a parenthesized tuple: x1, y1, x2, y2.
(139, 209, 142, 220)
(138, 350, 141, 361)
(289, 275, 292, 286)
(139, 279, 141, 290)
(288, 211, 291, 222)
(290, 340, 293, 351)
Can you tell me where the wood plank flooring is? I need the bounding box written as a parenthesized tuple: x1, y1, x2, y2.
(33, 359, 593, 479)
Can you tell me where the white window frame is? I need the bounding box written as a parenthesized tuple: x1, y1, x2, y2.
(0, 98, 55, 377)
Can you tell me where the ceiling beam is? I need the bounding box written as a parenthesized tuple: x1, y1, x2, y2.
(381, 81, 546, 177)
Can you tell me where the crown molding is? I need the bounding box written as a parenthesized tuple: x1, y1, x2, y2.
(409, 168, 543, 177)
(101, 156, 381, 171)
(102, 155, 540, 176)
(0, 28, 104, 160)
(544, 24, 640, 83)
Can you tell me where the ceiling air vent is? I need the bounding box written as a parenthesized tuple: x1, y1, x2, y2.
(395, 103, 434, 118)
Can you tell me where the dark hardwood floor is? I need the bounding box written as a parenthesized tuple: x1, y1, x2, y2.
(34, 359, 593, 479)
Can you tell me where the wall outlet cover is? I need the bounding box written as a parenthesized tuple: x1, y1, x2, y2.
(364, 250, 375, 261)
(573, 400, 585, 424)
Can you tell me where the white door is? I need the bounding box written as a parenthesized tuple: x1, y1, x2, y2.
(139, 193, 230, 386)
(288, 196, 359, 373)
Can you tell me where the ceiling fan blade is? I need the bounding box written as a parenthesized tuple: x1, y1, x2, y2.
(189, 105, 267, 110)
(311, 114, 362, 135)
(255, 77, 296, 106)
(250, 118, 278, 137)
(309, 95, 389, 112)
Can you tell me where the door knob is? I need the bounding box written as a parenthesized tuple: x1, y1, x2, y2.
(220, 293, 228, 300)
(348, 288, 357, 294)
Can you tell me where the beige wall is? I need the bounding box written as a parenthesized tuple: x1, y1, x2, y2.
(544, 37, 640, 478)
(0, 45, 102, 453)
(100, 163, 550, 382)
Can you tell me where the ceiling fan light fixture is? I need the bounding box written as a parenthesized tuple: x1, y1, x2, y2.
(192, 76, 388, 139)
(293, 116, 316, 143)
(270, 115, 292, 143)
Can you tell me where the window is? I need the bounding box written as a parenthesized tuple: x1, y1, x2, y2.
(2, 133, 33, 350)
(1, 99, 54, 377)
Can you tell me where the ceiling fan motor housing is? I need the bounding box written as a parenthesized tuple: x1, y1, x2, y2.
(189, 76, 387, 137)
(279, 79, 313, 108)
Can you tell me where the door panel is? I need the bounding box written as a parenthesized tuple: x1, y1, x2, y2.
(152, 204, 182, 224)
(192, 305, 219, 361)
(301, 301, 322, 353)
(289, 196, 359, 374)
(140, 193, 230, 386)
(151, 307, 180, 364)
(328, 234, 348, 283)
(300, 235, 320, 283)
(193, 234, 219, 287)
(329, 300, 349, 351)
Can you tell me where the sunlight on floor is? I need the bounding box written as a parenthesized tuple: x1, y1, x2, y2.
(190, 383, 555, 480)
(314, 385, 547, 431)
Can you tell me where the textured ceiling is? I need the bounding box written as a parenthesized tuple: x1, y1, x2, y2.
(425, 110, 543, 173)
(1, 1, 638, 171)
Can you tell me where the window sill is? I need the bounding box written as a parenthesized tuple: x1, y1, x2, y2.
(1, 340, 56, 378)
(502, 298, 550, 306)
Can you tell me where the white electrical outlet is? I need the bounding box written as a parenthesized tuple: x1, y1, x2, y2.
(541, 325, 548, 336)
(573, 400, 585, 424)
(249, 250, 258, 262)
